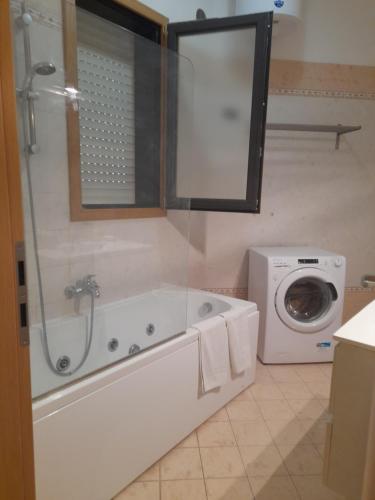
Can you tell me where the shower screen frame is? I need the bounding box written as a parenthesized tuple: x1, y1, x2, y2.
(62, 0, 169, 221)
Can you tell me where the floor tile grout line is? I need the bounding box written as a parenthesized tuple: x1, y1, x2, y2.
(160, 475, 265, 481)
(311, 440, 326, 460)
(251, 381, 299, 486)
(158, 458, 162, 500)
(226, 401, 257, 499)
(228, 385, 304, 499)
(289, 473, 305, 500)
(257, 381, 305, 500)
(117, 362, 334, 499)
(197, 439, 209, 500)
(268, 365, 306, 384)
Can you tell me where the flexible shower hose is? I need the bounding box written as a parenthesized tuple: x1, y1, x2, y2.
(21, 100, 95, 377)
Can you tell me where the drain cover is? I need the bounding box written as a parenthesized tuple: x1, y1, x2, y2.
(128, 344, 141, 355)
(198, 302, 213, 318)
(108, 338, 119, 352)
(146, 323, 155, 336)
(56, 355, 71, 372)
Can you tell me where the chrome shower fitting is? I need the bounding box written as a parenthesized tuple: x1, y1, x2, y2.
(18, 4, 94, 379)
(20, 61, 56, 154)
(18, 4, 56, 154)
(65, 274, 100, 314)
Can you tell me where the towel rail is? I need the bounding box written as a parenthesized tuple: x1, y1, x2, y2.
(266, 123, 362, 149)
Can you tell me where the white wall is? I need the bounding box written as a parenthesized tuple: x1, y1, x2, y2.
(141, 0, 232, 22)
(174, 0, 375, 289)
(18, 0, 375, 322)
(14, 0, 198, 324)
(188, 95, 375, 289)
(270, 0, 375, 65)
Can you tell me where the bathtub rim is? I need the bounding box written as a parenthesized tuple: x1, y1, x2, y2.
(32, 290, 257, 421)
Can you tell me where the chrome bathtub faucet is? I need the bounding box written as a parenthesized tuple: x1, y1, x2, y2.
(65, 274, 100, 313)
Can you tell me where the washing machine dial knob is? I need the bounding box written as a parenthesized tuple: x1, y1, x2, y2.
(334, 257, 342, 267)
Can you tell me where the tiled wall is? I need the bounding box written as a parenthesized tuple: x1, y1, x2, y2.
(13, 2, 191, 325)
(269, 0, 375, 66)
(204, 288, 375, 324)
(14, 0, 375, 328)
(188, 93, 375, 290)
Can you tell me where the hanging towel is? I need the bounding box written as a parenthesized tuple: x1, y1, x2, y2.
(193, 316, 230, 393)
(220, 307, 259, 375)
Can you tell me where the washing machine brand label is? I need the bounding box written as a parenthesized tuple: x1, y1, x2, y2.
(317, 342, 332, 348)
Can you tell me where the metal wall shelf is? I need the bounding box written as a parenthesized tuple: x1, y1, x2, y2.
(266, 123, 362, 149)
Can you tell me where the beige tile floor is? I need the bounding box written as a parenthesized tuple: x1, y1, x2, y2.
(114, 361, 345, 500)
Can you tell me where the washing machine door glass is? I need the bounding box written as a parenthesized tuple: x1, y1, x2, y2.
(275, 268, 340, 333)
(284, 278, 335, 323)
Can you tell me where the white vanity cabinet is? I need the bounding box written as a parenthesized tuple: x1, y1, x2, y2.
(324, 300, 375, 500)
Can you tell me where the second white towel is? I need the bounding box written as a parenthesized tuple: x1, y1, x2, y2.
(220, 307, 258, 375)
(194, 315, 230, 393)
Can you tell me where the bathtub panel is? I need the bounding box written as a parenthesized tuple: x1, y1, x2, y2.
(33, 338, 255, 500)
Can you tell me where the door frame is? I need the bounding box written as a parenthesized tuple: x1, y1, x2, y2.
(0, 1, 36, 498)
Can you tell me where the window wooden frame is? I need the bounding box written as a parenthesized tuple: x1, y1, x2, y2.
(62, 0, 168, 221)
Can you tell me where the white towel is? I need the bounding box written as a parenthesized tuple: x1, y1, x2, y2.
(194, 316, 230, 393)
(220, 307, 259, 375)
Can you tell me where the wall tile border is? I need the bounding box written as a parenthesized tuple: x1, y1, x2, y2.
(270, 59, 375, 101)
(11, 1, 61, 29)
(203, 287, 375, 323)
(269, 87, 375, 101)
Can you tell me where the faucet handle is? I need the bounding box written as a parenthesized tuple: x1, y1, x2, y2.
(86, 274, 100, 298)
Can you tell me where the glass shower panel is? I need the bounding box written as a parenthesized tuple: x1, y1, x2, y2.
(11, 0, 193, 399)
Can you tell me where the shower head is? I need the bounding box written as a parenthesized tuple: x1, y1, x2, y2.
(32, 61, 56, 77)
(21, 61, 56, 92)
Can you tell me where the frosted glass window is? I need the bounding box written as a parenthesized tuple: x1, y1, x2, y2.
(167, 13, 272, 213)
(177, 28, 256, 200)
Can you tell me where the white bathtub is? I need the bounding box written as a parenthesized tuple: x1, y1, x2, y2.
(32, 288, 258, 500)
(30, 287, 232, 398)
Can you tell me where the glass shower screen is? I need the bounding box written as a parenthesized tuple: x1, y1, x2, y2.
(12, 0, 193, 398)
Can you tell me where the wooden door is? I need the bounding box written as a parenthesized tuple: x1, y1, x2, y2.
(0, 1, 36, 498)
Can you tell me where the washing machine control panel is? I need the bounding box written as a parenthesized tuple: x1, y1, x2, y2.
(271, 258, 290, 268)
(271, 256, 343, 272)
(334, 257, 343, 267)
(271, 257, 322, 268)
(298, 258, 319, 264)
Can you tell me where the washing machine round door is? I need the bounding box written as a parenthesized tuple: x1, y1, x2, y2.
(275, 268, 340, 333)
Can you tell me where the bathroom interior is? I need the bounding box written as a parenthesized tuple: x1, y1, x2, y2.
(1, 0, 375, 499)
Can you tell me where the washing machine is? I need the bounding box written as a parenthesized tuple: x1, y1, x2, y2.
(249, 247, 346, 363)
